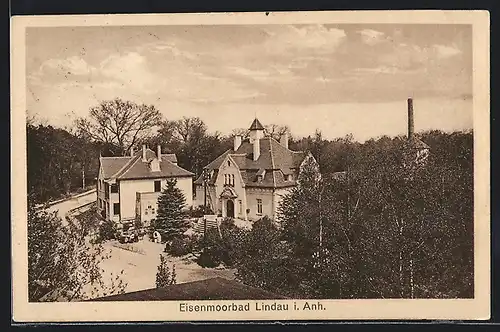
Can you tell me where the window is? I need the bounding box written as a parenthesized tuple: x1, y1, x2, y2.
(113, 203, 120, 216)
(287, 174, 293, 181)
(105, 183, 110, 199)
(154, 180, 161, 192)
(111, 183, 118, 193)
(225, 174, 234, 186)
(238, 200, 242, 214)
(228, 160, 231, 167)
(257, 199, 263, 215)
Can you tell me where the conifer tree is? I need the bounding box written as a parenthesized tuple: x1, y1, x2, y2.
(154, 179, 187, 242)
(155, 254, 176, 288)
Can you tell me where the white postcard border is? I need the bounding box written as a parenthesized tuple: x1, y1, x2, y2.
(11, 10, 491, 322)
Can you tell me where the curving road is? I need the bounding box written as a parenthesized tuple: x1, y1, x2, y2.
(46, 189, 97, 224)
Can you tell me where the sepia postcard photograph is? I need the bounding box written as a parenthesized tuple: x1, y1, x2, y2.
(11, 10, 490, 322)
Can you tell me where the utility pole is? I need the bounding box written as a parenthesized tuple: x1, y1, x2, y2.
(346, 164, 351, 220)
(318, 180, 324, 250)
(202, 169, 209, 246)
(82, 166, 85, 189)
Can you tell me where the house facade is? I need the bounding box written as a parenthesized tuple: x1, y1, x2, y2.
(194, 118, 318, 221)
(97, 145, 193, 226)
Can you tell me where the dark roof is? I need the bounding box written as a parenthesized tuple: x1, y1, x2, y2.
(249, 118, 264, 130)
(100, 157, 130, 179)
(405, 137, 430, 150)
(100, 148, 193, 180)
(194, 137, 308, 188)
(90, 277, 288, 301)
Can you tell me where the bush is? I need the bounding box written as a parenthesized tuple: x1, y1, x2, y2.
(165, 236, 195, 257)
(134, 218, 143, 230)
(98, 220, 116, 242)
(195, 223, 248, 268)
(196, 247, 221, 268)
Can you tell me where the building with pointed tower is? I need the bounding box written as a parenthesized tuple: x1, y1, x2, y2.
(97, 145, 194, 226)
(194, 118, 319, 221)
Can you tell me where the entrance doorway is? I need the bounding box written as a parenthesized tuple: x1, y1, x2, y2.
(226, 200, 235, 218)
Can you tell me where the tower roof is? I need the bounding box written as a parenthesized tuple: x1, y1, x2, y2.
(249, 118, 264, 131)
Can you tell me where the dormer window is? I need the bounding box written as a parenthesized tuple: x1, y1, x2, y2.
(256, 168, 266, 183)
(227, 160, 231, 167)
(150, 158, 161, 172)
(287, 174, 293, 181)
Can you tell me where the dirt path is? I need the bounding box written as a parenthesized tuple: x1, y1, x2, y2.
(91, 237, 236, 297)
(46, 190, 97, 225)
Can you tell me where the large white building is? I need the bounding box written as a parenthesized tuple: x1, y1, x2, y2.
(97, 145, 193, 226)
(194, 118, 318, 221)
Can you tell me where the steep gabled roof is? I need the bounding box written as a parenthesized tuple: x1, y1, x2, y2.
(100, 148, 193, 181)
(406, 137, 430, 150)
(100, 157, 131, 180)
(249, 118, 264, 130)
(194, 137, 308, 188)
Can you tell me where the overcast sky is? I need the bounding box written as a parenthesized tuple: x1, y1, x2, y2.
(26, 24, 472, 142)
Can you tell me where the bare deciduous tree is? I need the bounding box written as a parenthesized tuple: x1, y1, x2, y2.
(171, 117, 207, 143)
(264, 124, 291, 141)
(75, 98, 162, 155)
(231, 128, 250, 139)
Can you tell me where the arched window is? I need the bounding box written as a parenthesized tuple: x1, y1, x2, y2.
(228, 160, 231, 167)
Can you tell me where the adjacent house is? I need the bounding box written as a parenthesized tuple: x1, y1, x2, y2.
(97, 145, 194, 226)
(194, 118, 319, 221)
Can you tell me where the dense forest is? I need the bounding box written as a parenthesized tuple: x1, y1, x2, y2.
(202, 130, 473, 299)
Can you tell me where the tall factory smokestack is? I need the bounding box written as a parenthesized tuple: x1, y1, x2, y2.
(407, 97, 414, 139)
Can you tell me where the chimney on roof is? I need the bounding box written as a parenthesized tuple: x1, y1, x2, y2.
(280, 133, 289, 149)
(157, 144, 162, 161)
(130, 146, 135, 157)
(408, 97, 414, 139)
(253, 137, 260, 161)
(142, 144, 147, 162)
(234, 135, 242, 151)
